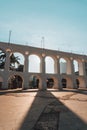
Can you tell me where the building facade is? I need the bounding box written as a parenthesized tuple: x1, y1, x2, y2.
(0, 41, 87, 90)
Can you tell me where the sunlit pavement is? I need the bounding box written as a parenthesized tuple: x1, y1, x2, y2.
(0, 88, 87, 130)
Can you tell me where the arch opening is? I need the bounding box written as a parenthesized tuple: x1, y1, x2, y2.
(9, 52, 24, 72)
(29, 55, 40, 73)
(61, 78, 67, 88)
(45, 56, 55, 74)
(46, 78, 54, 88)
(59, 58, 67, 74)
(29, 75, 40, 89)
(76, 79, 79, 88)
(8, 75, 23, 89)
(73, 60, 79, 75)
(76, 77, 86, 88)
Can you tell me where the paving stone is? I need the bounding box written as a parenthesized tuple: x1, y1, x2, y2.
(33, 101, 60, 130)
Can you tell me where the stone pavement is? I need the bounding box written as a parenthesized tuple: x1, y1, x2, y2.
(0, 88, 87, 130)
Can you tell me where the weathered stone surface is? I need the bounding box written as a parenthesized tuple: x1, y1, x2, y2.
(33, 101, 60, 130)
(0, 89, 87, 130)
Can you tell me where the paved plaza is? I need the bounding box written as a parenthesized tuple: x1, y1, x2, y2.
(0, 88, 87, 130)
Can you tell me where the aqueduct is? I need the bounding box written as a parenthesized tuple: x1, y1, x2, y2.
(0, 41, 87, 90)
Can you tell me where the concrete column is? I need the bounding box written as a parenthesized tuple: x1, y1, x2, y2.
(41, 74, 47, 90)
(24, 53, 29, 72)
(4, 51, 10, 71)
(40, 55, 45, 73)
(3, 51, 11, 89)
(2, 77, 8, 89)
(23, 73, 29, 89)
(40, 55, 47, 90)
(23, 52, 29, 89)
(57, 75, 62, 90)
(67, 59, 72, 74)
(53, 77, 58, 89)
(70, 58, 77, 88)
(82, 60, 86, 77)
(81, 60, 87, 88)
(84, 76, 87, 88)
(54, 58, 60, 74)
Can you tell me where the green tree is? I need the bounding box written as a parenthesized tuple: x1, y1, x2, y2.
(10, 53, 20, 70)
(0, 50, 6, 69)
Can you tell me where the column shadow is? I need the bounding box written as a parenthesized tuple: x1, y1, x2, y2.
(17, 89, 87, 130)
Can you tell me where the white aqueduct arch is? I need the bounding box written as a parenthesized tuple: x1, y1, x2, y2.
(0, 42, 87, 90)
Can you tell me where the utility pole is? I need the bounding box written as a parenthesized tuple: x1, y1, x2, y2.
(8, 30, 12, 44)
(6, 30, 12, 52)
(41, 36, 45, 49)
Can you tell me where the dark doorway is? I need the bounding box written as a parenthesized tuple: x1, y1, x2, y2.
(47, 78, 54, 88)
(76, 79, 79, 88)
(8, 75, 23, 89)
(29, 76, 39, 89)
(0, 82, 2, 89)
(61, 78, 67, 88)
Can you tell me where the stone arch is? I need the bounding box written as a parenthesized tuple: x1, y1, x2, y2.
(73, 60, 79, 75)
(28, 54, 41, 73)
(73, 58, 84, 76)
(46, 75, 58, 89)
(61, 78, 67, 88)
(61, 76, 73, 88)
(0, 42, 87, 90)
(59, 58, 67, 74)
(8, 74, 23, 89)
(45, 56, 55, 74)
(46, 77, 54, 88)
(76, 77, 86, 88)
(29, 74, 41, 89)
(76, 79, 80, 88)
(59, 57, 72, 74)
(9, 52, 25, 72)
(59, 56, 72, 74)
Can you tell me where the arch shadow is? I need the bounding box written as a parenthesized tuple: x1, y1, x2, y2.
(16, 90, 87, 130)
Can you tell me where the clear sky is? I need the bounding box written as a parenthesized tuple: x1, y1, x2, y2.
(0, 0, 87, 54)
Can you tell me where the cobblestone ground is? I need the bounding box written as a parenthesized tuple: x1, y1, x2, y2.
(0, 88, 87, 130)
(33, 101, 60, 130)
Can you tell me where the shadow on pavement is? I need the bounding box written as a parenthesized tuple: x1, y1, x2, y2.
(0, 88, 87, 129)
(15, 90, 87, 130)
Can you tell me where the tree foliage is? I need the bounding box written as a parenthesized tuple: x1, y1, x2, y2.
(0, 50, 6, 69)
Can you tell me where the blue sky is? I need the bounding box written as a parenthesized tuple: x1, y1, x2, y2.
(0, 0, 87, 54)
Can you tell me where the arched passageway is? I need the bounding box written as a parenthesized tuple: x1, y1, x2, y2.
(61, 76, 73, 89)
(76, 79, 79, 88)
(8, 75, 23, 89)
(29, 75, 40, 89)
(61, 78, 67, 88)
(0, 42, 87, 90)
(0, 76, 3, 89)
(76, 77, 86, 88)
(46, 78, 54, 88)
